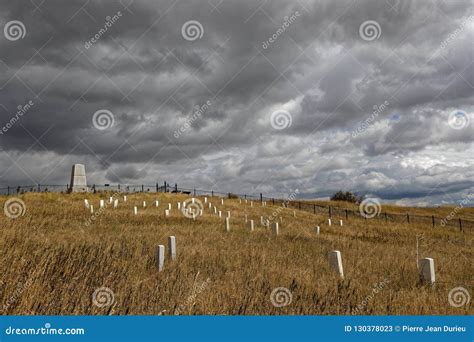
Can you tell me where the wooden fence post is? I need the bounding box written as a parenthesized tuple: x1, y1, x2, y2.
(432, 215, 435, 228)
(329, 206, 332, 218)
(345, 209, 348, 219)
(459, 218, 463, 232)
(407, 213, 410, 223)
(313, 204, 316, 214)
(260, 193, 263, 203)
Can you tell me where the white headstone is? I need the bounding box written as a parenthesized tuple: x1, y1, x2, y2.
(90, 205, 94, 214)
(178, 202, 181, 209)
(208, 203, 212, 209)
(204, 197, 208, 203)
(419, 258, 435, 285)
(225, 217, 230, 232)
(168, 236, 176, 260)
(248, 220, 254, 232)
(328, 250, 344, 279)
(100, 200, 105, 208)
(68, 164, 88, 193)
(155, 200, 159, 207)
(239, 199, 242, 204)
(156, 245, 165, 272)
(214, 206, 217, 214)
(192, 198, 195, 204)
(165, 209, 170, 217)
(271, 222, 279, 236)
(143, 201, 146, 208)
(315, 226, 320, 234)
(168, 203, 171, 210)
(123, 195, 127, 202)
(114, 199, 118, 208)
(293, 211, 296, 217)
(134, 206, 138, 215)
(218, 211, 222, 218)
(221, 199, 224, 205)
(109, 196, 113, 203)
(84, 199, 89, 208)
(328, 219, 332, 226)
(245, 214, 248, 223)
(339, 220, 343, 226)
(250, 201, 253, 207)
(227, 211, 231, 218)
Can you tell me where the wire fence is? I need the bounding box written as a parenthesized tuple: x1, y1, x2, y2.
(0, 182, 472, 232)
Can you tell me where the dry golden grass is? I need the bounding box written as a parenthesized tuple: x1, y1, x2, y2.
(0, 192, 472, 315)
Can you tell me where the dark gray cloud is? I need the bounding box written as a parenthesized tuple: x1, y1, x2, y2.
(0, 0, 473, 205)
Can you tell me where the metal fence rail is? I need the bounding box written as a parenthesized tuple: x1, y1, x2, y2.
(0, 182, 472, 231)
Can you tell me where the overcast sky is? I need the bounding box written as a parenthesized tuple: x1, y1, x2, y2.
(0, 0, 472, 206)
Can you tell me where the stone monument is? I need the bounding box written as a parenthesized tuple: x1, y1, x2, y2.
(68, 164, 88, 193)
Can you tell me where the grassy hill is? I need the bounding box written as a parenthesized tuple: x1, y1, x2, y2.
(0, 192, 472, 315)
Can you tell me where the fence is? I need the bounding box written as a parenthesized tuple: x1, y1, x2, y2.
(0, 182, 472, 232)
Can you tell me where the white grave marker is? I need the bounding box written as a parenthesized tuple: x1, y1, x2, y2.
(156, 245, 165, 272)
(143, 201, 146, 208)
(155, 200, 159, 207)
(328, 250, 344, 279)
(100, 200, 105, 208)
(84, 199, 89, 208)
(328, 219, 332, 226)
(225, 217, 230, 232)
(114, 199, 118, 209)
(245, 214, 248, 223)
(90, 205, 94, 214)
(315, 226, 320, 234)
(271, 222, 279, 236)
(419, 258, 435, 285)
(134, 206, 138, 215)
(227, 211, 231, 218)
(339, 220, 343, 226)
(123, 195, 127, 202)
(248, 220, 254, 232)
(218, 211, 222, 218)
(165, 209, 170, 217)
(168, 236, 176, 260)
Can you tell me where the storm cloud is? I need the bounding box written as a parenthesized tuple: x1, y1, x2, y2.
(0, 0, 473, 205)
